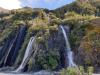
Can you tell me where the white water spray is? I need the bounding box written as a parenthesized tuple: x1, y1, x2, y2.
(15, 37, 35, 72)
(60, 25, 76, 67)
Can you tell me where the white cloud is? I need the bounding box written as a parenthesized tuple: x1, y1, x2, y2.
(0, 0, 21, 10)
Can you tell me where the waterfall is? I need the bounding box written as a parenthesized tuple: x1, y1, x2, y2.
(60, 25, 76, 67)
(4, 25, 27, 66)
(11, 25, 27, 65)
(3, 33, 18, 66)
(0, 38, 13, 67)
(15, 37, 35, 72)
(0, 40, 10, 61)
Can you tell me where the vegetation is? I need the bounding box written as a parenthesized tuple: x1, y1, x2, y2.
(0, 0, 100, 73)
(61, 66, 94, 75)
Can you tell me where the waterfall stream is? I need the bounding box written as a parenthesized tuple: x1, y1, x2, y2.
(3, 33, 18, 66)
(0, 38, 13, 67)
(15, 37, 35, 72)
(60, 25, 76, 67)
(11, 26, 27, 65)
(4, 26, 26, 66)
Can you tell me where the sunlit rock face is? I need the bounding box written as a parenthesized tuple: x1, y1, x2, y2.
(78, 32, 100, 67)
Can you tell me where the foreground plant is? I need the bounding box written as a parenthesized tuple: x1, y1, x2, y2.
(61, 66, 94, 75)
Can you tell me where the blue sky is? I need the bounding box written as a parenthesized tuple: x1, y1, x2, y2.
(20, 0, 75, 10)
(0, 0, 75, 10)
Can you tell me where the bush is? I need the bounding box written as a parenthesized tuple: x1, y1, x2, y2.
(61, 67, 80, 75)
(87, 67, 94, 75)
(61, 66, 94, 75)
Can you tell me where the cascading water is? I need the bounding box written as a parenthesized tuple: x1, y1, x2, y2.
(15, 37, 35, 72)
(11, 25, 27, 65)
(0, 38, 13, 67)
(3, 32, 19, 66)
(60, 25, 76, 67)
(4, 25, 27, 66)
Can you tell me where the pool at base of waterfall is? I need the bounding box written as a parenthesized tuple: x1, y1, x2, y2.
(0, 70, 60, 75)
(0, 72, 32, 75)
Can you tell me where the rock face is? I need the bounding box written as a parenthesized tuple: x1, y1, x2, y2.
(78, 35, 100, 66)
(32, 26, 69, 71)
(0, 25, 70, 71)
(77, 19, 100, 69)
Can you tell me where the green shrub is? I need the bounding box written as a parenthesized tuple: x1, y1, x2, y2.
(61, 67, 80, 75)
(87, 67, 94, 75)
(28, 58, 34, 71)
(61, 67, 94, 75)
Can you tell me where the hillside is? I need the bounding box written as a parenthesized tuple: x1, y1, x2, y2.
(0, 0, 100, 74)
(53, 0, 100, 18)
